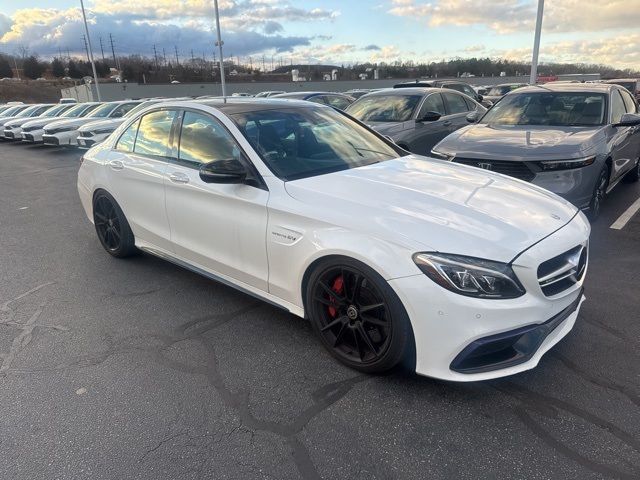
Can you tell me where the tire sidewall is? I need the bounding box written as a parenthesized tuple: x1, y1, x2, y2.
(305, 256, 414, 373)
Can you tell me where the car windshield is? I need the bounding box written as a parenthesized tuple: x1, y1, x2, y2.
(480, 92, 607, 126)
(487, 86, 511, 96)
(231, 107, 400, 181)
(17, 105, 43, 117)
(345, 95, 422, 122)
(1, 106, 26, 117)
(42, 104, 70, 117)
(87, 103, 117, 118)
(60, 104, 94, 117)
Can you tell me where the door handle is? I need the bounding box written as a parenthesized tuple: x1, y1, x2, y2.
(443, 120, 452, 127)
(108, 159, 124, 170)
(169, 172, 190, 184)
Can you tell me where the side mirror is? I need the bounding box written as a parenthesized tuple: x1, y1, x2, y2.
(477, 94, 484, 103)
(199, 158, 247, 184)
(418, 111, 441, 122)
(614, 113, 640, 127)
(466, 111, 480, 123)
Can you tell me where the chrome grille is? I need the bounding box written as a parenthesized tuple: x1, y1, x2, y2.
(453, 157, 535, 182)
(537, 245, 587, 297)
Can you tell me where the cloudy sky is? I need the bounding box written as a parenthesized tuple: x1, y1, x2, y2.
(0, 0, 638, 69)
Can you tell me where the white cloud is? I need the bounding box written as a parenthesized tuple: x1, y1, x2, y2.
(387, 0, 640, 34)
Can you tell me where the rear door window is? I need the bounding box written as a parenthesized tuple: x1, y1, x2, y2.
(611, 90, 627, 124)
(133, 110, 177, 158)
(620, 89, 637, 113)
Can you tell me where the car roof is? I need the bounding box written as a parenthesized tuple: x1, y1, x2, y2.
(509, 83, 618, 94)
(273, 91, 348, 98)
(165, 98, 327, 115)
(603, 78, 637, 82)
(364, 87, 443, 96)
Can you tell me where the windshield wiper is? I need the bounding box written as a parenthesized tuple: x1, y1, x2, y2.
(346, 141, 395, 157)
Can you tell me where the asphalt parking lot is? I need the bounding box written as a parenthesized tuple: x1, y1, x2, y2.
(1, 142, 639, 480)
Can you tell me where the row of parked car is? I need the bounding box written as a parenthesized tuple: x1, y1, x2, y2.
(2, 77, 640, 220)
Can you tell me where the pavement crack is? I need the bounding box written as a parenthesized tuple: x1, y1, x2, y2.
(498, 382, 640, 479)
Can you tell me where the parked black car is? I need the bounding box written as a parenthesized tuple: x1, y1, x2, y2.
(346, 87, 486, 155)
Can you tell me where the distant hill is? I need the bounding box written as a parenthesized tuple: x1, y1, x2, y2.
(272, 64, 341, 74)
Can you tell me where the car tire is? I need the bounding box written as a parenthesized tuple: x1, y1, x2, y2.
(623, 158, 640, 183)
(587, 166, 609, 222)
(305, 257, 413, 374)
(92, 191, 137, 258)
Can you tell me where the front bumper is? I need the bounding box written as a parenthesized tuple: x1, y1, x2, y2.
(42, 130, 80, 146)
(3, 128, 21, 139)
(532, 161, 601, 211)
(390, 212, 589, 381)
(22, 130, 44, 143)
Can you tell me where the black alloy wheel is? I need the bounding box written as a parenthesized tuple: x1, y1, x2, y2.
(588, 166, 609, 221)
(93, 191, 137, 258)
(307, 259, 412, 373)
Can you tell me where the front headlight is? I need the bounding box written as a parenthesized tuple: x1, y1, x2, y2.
(413, 253, 525, 299)
(537, 156, 595, 171)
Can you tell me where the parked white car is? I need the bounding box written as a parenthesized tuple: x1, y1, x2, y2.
(0, 104, 34, 130)
(21, 102, 101, 143)
(77, 98, 191, 148)
(43, 100, 141, 146)
(78, 99, 590, 381)
(2, 104, 59, 140)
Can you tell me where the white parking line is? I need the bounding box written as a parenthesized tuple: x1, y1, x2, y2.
(610, 196, 640, 230)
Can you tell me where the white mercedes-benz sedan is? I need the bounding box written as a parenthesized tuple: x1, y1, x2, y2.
(77, 99, 590, 381)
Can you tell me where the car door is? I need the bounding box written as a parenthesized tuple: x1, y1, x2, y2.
(442, 92, 473, 134)
(619, 88, 640, 175)
(407, 93, 449, 154)
(609, 88, 638, 182)
(103, 109, 175, 251)
(164, 109, 269, 291)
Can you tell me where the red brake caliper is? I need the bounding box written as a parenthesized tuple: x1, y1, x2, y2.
(327, 276, 344, 318)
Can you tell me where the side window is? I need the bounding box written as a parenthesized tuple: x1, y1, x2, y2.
(115, 119, 140, 153)
(620, 89, 637, 114)
(417, 94, 446, 118)
(111, 103, 138, 118)
(462, 97, 477, 110)
(462, 85, 476, 98)
(325, 95, 351, 110)
(610, 91, 627, 124)
(178, 111, 241, 168)
(443, 92, 470, 114)
(134, 110, 177, 158)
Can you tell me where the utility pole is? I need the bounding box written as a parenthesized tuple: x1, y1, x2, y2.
(82, 34, 90, 62)
(262, 55, 266, 72)
(99, 36, 105, 62)
(153, 44, 159, 70)
(79, 0, 101, 101)
(213, 0, 226, 97)
(530, 0, 544, 85)
(13, 57, 20, 80)
(162, 47, 167, 66)
(109, 33, 118, 70)
(174, 45, 179, 65)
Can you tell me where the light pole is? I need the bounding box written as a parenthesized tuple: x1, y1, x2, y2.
(529, 0, 544, 85)
(79, 0, 102, 101)
(213, 0, 226, 97)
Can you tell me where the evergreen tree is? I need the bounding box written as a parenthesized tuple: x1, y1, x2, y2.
(51, 57, 65, 78)
(0, 56, 12, 78)
(23, 55, 45, 79)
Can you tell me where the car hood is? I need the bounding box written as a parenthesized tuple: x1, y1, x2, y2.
(44, 117, 99, 130)
(4, 117, 41, 128)
(0, 116, 23, 126)
(284, 155, 577, 262)
(435, 124, 603, 160)
(79, 118, 124, 132)
(22, 116, 70, 129)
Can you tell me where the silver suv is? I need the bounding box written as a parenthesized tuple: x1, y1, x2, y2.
(432, 83, 640, 220)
